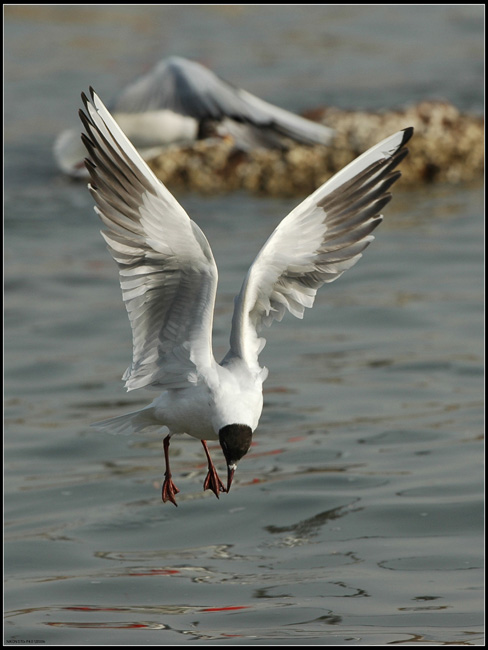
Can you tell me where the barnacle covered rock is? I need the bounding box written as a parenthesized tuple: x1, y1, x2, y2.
(147, 101, 484, 196)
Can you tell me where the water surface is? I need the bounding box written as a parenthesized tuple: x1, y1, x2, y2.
(4, 5, 484, 645)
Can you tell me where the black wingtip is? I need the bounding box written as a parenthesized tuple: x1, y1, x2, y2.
(80, 131, 97, 155)
(78, 107, 89, 127)
(81, 87, 97, 107)
(393, 146, 410, 168)
(401, 126, 414, 146)
(80, 91, 90, 111)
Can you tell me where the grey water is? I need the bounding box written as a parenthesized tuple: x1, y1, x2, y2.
(4, 5, 484, 645)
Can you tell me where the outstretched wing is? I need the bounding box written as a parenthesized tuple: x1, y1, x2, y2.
(80, 88, 219, 391)
(113, 56, 335, 147)
(226, 127, 413, 367)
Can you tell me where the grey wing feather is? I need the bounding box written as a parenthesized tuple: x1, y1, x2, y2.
(226, 128, 413, 366)
(80, 88, 218, 391)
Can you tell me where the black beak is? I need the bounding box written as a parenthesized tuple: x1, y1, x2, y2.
(227, 464, 236, 492)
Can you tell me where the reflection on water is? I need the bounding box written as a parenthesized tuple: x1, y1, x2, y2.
(264, 502, 362, 544)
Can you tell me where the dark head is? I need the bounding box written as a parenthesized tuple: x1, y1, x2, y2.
(219, 424, 253, 492)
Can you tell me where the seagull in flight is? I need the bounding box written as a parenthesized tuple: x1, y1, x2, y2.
(79, 88, 412, 506)
(56, 56, 335, 177)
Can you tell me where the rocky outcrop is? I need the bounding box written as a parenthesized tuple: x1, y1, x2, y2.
(147, 101, 484, 196)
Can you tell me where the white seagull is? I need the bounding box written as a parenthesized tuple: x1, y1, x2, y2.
(56, 56, 335, 178)
(80, 88, 412, 506)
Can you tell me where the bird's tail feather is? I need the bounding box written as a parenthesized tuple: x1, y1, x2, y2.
(91, 406, 162, 435)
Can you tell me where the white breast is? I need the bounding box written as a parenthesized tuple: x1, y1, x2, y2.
(210, 363, 265, 433)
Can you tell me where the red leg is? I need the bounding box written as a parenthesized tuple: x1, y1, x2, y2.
(162, 434, 179, 506)
(201, 440, 226, 498)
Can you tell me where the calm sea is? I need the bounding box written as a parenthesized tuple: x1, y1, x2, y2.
(4, 5, 484, 645)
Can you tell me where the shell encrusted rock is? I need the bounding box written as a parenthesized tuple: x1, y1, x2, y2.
(146, 100, 483, 197)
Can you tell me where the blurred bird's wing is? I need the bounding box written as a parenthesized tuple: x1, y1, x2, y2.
(113, 56, 335, 147)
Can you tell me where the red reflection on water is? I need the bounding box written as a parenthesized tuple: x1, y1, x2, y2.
(65, 606, 117, 611)
(250, 448, 284, 457)
(200, 606, 250, 612)
(287, 435, 307, 443)
(46, 621, 153, 629)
